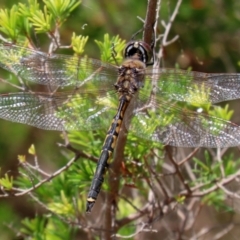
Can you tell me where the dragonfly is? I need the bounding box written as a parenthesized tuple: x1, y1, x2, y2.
(0, 41, 240, 212)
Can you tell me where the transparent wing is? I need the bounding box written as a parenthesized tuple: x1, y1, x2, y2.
(0, 44, 118, 88)
(128, 90, 240, 148)
(0, 90, 240, 147)
(0, 91, 118, 131)
(145, 68, 240, 104)
(1, 44, 240, 105)
(1, 44, 240, 148)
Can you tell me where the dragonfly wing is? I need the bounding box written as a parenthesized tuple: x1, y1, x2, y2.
(129, 92, 240, 148)
(146, 69, 240, 104)
(0, 91, 118, 131)
(0, 44, 118, 88)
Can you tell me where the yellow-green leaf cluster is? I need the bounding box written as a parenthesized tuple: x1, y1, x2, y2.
(71, 33, 88, 55)
(95, 33, 126, 64)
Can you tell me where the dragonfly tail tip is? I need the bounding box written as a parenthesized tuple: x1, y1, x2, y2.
(86, 200, 95, 213)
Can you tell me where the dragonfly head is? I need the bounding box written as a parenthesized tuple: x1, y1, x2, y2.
(124, 41, 153, 66)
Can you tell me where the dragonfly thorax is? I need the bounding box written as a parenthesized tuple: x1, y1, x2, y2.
(115, 58, 146, 95)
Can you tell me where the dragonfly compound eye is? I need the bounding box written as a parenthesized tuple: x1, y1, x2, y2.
(124, 41, 153, 65)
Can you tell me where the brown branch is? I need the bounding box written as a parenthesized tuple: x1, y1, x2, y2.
(144, 154, 170, 200)
(143, 0, 158, 46)
(58, 142, 99, 163)
(165, 146, 192, 194)
(103, 126, 128, 239)
(103, 2, 159, 237)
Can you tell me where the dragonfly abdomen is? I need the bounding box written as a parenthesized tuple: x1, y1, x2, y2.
(86, 96, 130, 212)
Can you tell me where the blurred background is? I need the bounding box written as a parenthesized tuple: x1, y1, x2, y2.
(0, 0, 240, 239)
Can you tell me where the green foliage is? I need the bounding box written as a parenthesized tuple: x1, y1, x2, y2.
(66, 159, 95, 189)
(186, 83, 211, 110)
(28, 144, 36, 155)
(0, 0, 80, 40)
(202, 191, 234, 212)
(192, 151, 240, 210)
(0, 173, 13, 190)
(48, 190, 75, 215)
(223, 153, 240, 175)
(0, 202, 19, 239)
(95, 33, 126, 63)
(0, 5, 21, 41)
(18, 0, 40, 16)
(43, 0, 81, 26)
(192, 151, 222, 184)
(71, 33, 88, 55)
(21, 217, 47, 238)
(21, 216, 74, 239)
(0, 1, 40, 41)
(175, 195, 186, 204)
(28, 6, 53, 33)
(209, 104, 234, 121)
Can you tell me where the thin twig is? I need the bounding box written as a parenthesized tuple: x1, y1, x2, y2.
(116, 203, 150, 229)
(0, 77, 26, 91)
(115, 221, 157, 239)
(165, 146, 192, 194)
(155, 0, 182, 62)
(178, 148, 199, 165)
(58, 142, 99, 163)
(187, 168, 240, 197)
(0, 153, 81, 198)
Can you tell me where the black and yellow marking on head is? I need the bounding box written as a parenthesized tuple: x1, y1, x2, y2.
(124, 41, 153, 65)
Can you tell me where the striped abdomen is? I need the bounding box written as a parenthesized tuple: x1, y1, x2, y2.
(86, 95, 130, 212)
